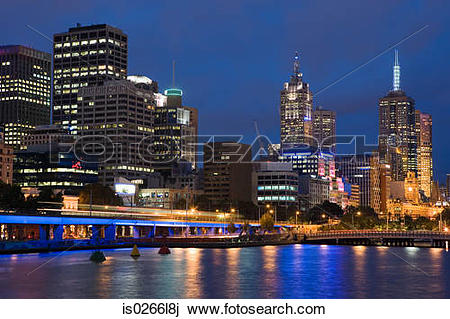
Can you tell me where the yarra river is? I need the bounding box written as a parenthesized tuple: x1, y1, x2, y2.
(0, 245, 449, 298)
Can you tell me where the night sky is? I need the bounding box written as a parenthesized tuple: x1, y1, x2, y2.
(2, 0, 449, 182)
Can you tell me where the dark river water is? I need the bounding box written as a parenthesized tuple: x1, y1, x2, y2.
(0, 245, 449, 298)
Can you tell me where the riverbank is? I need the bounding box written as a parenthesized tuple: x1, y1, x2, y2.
(0, 235, 296, 254)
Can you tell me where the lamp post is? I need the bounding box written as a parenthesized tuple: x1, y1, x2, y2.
(296, 210, 300, 226)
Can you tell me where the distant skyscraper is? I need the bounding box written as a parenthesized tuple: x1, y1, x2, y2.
(312, 108, 336, 152)
(446, 174, 450, 201)
(53, 24, 128, 134)
(415, 110, 432, 197)
(335, 154, 371, 207)
(378, 50, 417, 181)
(0, 45, 51, 149)
(280, 52, 313, 148)
(153, 88, 198, 171)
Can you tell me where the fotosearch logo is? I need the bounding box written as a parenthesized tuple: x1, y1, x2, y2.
(49, 134, 389, 165)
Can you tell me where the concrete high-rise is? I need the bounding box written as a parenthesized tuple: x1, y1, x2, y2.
(415, 111, 432, 198)
(370, 153, 391, 214)
(312, 107, 336, 152)
(0, 45, 51, 149)
(78, 77, 155, 186)
(280, 52, 313, 149)
(378, 50, 417, 181)
(203, 141, 253, 206)
(53, 24, 127, 134)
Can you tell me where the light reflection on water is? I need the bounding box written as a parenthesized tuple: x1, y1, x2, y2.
(0, 245, 449, 298)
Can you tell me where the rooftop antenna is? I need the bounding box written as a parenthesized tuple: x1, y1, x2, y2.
(393, 49, 400, 91)
(293, 51, 300, 75)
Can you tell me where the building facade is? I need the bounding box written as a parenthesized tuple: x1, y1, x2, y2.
(0, 45, 51, 149)
(335, 154, 372, 207)
(53, 24, 128, 134)
(298, 175, 330, 211)
(280, 52, 313, 148)
(280, 147, 334, 177)
(203, 141, 253, 206)
(153, 88, 198, 172)
(78, 78, 155, 186)
(254, 162, 298, 208)
(415, 110, 432, 198)
(370, 154, 391, 214)
(312, 108, 336, 152)
(13, 144, 98, 193)
(0, 142, 13, 184)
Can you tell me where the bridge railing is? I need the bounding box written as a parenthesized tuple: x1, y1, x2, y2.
(306, 230, 450, 240)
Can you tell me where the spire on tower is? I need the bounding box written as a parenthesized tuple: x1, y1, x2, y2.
(393, 49, 400, 91)
(293, 51, 300, 75)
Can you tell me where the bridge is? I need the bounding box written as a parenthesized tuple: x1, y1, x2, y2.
(304, 230, 450, 248)
(0, 207, 293, 243)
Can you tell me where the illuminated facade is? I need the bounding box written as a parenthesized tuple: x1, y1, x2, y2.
(153, 88, 198, 171)
(78, 78, 155, 186)
(370, 154, 391, 214)
(0, 45, 51, 149)
(415, 110, 432, 198)
(312, 108, 336, 152)
(378, 50, 417, 181)
(53, 24, 127, 134)
(0, 142, 13, 184)
(254, 162, 298, 208)
(13, 144, 98, 192)
(280, 147, 334, 177)
(335, 154, 372, 207)
(280, 52, 313, 148)
(22, 124, 73, 149)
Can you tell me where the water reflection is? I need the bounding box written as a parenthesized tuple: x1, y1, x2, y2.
(0, 245, 448, 298)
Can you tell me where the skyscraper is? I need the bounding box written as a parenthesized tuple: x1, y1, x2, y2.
(78, 77, 155, 186)
(378, 50, 417, 181)
(312, 107, 336, 152)
(370, 153, 391, 214)
(153, 88, 198, 171)
(280, 52, 312, 148)
(0, 45, 51, 149)
(415, 110, 432, 197)
(53, 24, 128, 134)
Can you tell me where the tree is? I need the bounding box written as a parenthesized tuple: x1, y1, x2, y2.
(79, 183, 123, 206)
(35, 188, 63, 210)
(0, 182, 26, 210)
(227, 222, 237, 234)
(260, 212, 274, 232)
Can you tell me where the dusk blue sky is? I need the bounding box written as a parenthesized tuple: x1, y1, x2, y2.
(2, 0, 449, 182)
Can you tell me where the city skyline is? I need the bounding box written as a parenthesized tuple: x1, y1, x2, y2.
(0, 1, 449, 183)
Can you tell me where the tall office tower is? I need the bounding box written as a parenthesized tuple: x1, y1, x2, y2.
(447, 174, 450, 200)
(78, 77, 156, 186)
(53, 24, 127, 134)
(203, 141, 253, 206)
(370, 154, 391, 214)
(0, 45, 51, 149)
(280, 52, 313, 149)
(153, 88, 198, 172)
(415, 110, 432, 197)
(378, 50, 417, 181)
(312, 107, 336, 152)
(335, 154, 372, 207)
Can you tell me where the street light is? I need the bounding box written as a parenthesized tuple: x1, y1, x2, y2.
(296, 211, 300, 226)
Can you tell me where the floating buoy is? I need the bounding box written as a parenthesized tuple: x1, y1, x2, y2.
(158, 244, 171, 254)
(131, 244, 140, 258)
(90, 250, 106, 263)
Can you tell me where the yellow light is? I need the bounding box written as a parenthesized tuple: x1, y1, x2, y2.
(357, 212, 361, 216)
(266, 204, 270, 208)
(322, 214, 326, 219)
